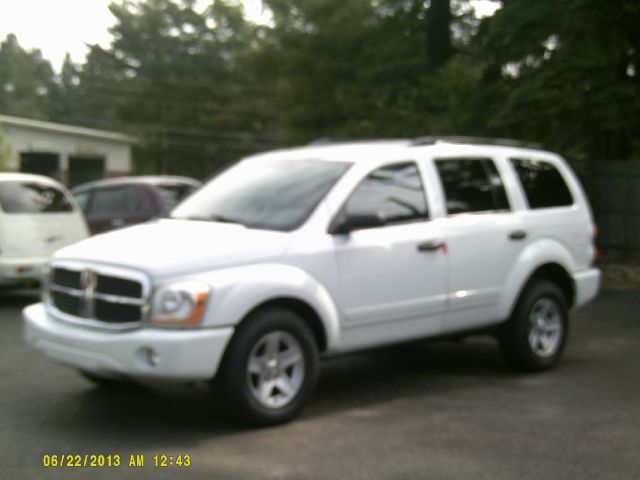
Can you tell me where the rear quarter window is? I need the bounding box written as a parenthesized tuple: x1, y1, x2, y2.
(0, 181, 73, 213)
(510, 158, 574, 209)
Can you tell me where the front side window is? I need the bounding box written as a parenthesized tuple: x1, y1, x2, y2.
(511, 158, 574, 209)
(435, 158, 510, 215)
(0, 181, 73, 213)
(343, 162, 428, 225)
(171, 159, 351, 231)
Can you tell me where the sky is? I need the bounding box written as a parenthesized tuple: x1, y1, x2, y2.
(0, 0, 500, 72)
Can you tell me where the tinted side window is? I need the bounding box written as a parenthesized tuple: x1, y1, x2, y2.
(344, 163, 428, 225)
(88, 186, 142, 215)
(0, 182, 73, 213)
(435, 158, 510, 215)
(511, 158, 574, 209)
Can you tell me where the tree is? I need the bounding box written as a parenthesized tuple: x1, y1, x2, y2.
(425, 0, 453, 72)
(472, 0, 640, 164)
(0, 34, 58, 120)
(96, 0, 277, 176)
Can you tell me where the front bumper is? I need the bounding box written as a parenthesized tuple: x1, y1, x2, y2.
(0, 257, 47, 285)
(572, 268, 601, 309)
(23, 303, 234, 381)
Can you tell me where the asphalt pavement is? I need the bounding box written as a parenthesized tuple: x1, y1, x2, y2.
(1, 288, 639, 480)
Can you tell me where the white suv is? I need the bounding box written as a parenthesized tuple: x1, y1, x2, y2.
(23, 137, 600, 425)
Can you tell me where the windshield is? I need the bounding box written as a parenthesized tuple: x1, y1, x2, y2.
(171, 159, 351, 231)
(0, 181, 73, 214)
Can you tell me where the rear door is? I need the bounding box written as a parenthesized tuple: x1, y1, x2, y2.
(0, 180, 88, 259)
(433, 156, 527, 331)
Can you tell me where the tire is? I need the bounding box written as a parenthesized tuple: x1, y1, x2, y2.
(79, 370, 137, 389)
(498, 280, 568, 371)
(214, 307, 319, 426)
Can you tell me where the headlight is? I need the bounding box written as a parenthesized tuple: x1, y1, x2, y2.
(151, 281, 210, 326)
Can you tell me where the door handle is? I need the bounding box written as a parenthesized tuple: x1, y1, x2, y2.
(111, 218, 125, 227)
(417, 240, 445, 252)
(509, 230, 527, 240)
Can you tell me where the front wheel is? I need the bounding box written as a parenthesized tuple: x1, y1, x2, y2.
(214, 308, 319, 426)
(498, 280, 568, 371)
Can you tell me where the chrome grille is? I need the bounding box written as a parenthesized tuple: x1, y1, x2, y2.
(47, 265, 147, 328)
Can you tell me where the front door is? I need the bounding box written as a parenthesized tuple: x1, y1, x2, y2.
(332, 162, 448, 351)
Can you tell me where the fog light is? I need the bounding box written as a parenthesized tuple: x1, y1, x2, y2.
(137, 347, 160, 367)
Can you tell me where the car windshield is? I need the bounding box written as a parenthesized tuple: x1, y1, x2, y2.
(0, 181, 73, 214)
(171, 159, 351, 231)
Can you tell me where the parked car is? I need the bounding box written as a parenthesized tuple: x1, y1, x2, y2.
(0, 173, 89, 286)
(71, 176, 200, 234)
(24, 137, 600, 425)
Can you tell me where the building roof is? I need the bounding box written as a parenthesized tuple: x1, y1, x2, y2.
(0, 114, 136, 144)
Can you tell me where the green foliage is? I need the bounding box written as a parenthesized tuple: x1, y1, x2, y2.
(1, 0, 638, 178)
(472, 0, 640, 163)
(0, 34, 58, 120)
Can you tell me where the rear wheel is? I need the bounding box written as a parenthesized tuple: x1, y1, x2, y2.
(498, 280, 568, 371)
(215, 307, 319, 426)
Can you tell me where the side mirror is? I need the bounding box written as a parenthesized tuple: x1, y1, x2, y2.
(329, 211, 385, 235)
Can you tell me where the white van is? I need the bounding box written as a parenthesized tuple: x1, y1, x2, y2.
(0, 173, 89, 286)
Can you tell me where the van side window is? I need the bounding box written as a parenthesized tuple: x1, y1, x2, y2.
(511, 158, 574, 209)
(435, 158, 510, 215)
(344, 162, 428, 225)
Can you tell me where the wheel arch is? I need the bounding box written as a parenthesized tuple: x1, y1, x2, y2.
(507, 262, 575, 321)
(238, 297, 329, 353)
(498, 239, 578, 321)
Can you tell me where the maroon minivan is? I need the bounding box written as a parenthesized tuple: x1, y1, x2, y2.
(71, 176, 200, 235)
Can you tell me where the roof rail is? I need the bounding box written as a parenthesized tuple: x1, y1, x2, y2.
(411, 135, 544, 150)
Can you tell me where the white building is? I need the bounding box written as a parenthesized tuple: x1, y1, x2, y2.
(0, 114, 135, 187)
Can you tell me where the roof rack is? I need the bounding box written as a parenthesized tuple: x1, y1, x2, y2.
(411, 135, 543, 150)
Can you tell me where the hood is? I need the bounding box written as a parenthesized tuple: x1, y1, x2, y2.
(53, 219, 291, 277)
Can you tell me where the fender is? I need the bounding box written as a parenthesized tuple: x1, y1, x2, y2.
(497, 238, 576, 320)
(192, 263, 342, 352)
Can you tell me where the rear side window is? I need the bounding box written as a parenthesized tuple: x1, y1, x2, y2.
(435, 158, 510, 215)
(511, 158, 574, 209)
(0, 181, 73, 213)
(87, 186, 142, 215)
(344, 162, 428, 224)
